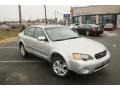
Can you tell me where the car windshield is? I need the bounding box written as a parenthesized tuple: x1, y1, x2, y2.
(45, 26, 80, 41)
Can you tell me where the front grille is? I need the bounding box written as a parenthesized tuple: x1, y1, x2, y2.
(95, 50, 106, 59)
(95, 61, 110, 70)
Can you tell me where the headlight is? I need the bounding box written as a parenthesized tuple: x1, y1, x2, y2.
(73, 53, 81, 60)
(73, 53, 93, 61)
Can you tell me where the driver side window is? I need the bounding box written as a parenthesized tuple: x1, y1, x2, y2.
(34, 27, 46, 39)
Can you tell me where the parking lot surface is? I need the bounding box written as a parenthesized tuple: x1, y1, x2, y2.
(0, 31, 120, 85)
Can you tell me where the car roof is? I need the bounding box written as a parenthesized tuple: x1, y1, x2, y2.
(30, 25, 64, 29)
(79, 24, 99, 27)
(70, 24, 76, 25)
(89, 24, 99, 26)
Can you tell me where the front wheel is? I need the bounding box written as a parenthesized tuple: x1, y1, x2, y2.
(86, 31, 90, 36)
(51, 56, 71, 78)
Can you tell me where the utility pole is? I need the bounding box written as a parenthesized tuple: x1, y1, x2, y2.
(18, 5, 22, 32)
(55, 11, 56, 24)
(55, 11, 59, 25)
(44, 5, 47, 25)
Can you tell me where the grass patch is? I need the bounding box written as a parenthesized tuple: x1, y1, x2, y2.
(0, 28, 19, 41)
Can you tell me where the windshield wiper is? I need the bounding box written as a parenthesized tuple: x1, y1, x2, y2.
(54, 37, 79, 41)
(66, 37, 79, 39)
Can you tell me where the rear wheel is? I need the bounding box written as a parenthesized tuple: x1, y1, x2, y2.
(51, 56, 71, 78)
(19, 44, 28, 57)
(86, 31, 90, 36)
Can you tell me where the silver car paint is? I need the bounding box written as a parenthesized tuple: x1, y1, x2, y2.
(19, 25, 111, 75)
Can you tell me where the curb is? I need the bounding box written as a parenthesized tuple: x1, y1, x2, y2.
(0, 37, 18, 44)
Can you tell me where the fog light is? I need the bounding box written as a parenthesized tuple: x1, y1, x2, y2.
(81, 67, 90, 74)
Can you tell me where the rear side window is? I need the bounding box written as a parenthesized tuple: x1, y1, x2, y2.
(24, 27, 35, 37)
(83, 25, 91, 28)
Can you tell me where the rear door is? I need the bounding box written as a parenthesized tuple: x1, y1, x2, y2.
(23, 27, 36, 51)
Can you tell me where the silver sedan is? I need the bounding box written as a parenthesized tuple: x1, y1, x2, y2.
(19, 25, 110, 77)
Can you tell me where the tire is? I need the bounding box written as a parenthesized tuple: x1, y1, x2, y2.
(96, 34, 100, 36)
(19, 44, 28, 57)
(86, 31, 90, 36)
(51, 56, 71, 78)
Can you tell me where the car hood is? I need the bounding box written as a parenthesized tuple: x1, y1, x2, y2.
(53, 37, 106, 56)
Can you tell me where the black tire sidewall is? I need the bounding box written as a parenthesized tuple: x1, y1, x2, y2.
(96, 33, 100, 36)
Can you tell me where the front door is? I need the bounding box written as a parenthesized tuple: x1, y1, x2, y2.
(32, 27, 50, 60)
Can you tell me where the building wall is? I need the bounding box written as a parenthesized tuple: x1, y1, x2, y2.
(71, 5, 120, 28)
(71, 5, 120, 16)
(96, 15, 99, 24)
(117, 14, 120, 28)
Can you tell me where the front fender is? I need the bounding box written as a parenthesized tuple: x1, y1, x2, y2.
(49, 49, 72, 70)
(19, 38, 26, 48)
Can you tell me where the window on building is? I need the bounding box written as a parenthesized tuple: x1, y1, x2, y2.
(99, 14, 117, 28)
(82, 15, 96, 24)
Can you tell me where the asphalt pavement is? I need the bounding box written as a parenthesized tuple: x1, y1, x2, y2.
(0, 31, 120, 85)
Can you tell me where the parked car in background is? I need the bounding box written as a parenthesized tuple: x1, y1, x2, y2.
(19, 25, 110, 77)
(0, 24, 11, 30)
(104, 23, 114, 31)
(75, 24, 103, 36)
(69, 24, 78, 30)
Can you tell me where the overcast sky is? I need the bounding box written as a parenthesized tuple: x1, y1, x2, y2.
(0, 5, 72, 21)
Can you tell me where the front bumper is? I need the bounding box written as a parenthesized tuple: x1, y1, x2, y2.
(90, 31, 103, 35)
(104, 27, 114, 31)
(69, 50, 110, 75)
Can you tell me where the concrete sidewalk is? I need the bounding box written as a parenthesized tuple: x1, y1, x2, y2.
(114, 29, 120, 34)
(104, 29, 120, 36)
(107, 29, 120, 34)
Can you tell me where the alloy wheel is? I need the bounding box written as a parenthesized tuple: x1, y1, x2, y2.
(53, 60, 68, 76)
(86, 31, 90, 36)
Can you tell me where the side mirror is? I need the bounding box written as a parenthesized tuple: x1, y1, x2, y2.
(37, 36, 46, 41)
